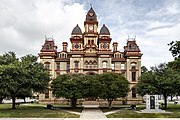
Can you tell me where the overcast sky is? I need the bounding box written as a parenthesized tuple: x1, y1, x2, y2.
(0, 0, 179, 69)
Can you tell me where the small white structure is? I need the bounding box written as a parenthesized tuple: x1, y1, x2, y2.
(146, 95, 159, 110)
(138, 95, 168, 113)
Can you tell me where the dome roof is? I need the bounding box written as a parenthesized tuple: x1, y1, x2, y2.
(71, 24, 82, 35)
(100, 24, 110, 35)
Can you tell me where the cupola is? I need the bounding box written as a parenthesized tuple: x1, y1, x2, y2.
(100, 24, 110, 35)
(71, 24, 82, 35)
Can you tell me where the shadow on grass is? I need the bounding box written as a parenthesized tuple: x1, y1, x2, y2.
(103, 104, 180, 118)
(0, 104, 79, 118)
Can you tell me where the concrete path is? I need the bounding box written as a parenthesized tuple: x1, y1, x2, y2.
(104, 109, 124, 115)
(80, 108, 107, 119)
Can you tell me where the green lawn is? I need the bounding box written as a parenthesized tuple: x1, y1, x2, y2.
(0, 104, 79, 118)
(105, 104, 180, 118)
(52, 104, 83, 113)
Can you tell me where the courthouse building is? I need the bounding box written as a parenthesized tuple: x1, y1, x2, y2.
(39, 7, 143, 104)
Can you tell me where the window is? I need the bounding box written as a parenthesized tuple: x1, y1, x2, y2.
(132, 72, 136, 81)
(57, 63, 60, 70)
(111, 64, 114, 69)
(132, 88, 136, 98)
(91, 40, 94, 44)
(132, 66, 136, 70)
(102, 61, 107, 68)
(66, 63, 70, 73)
(61, 53, 65, 58)
(45, 63, 50, 70)
(121, 64, 125, 70)
(116, 54, 120, 58)
(49, 44, 52, 49)
(45, 91, 49, 98)
(74, 61, 79, 68)
(88, 40, 91, 44)
(46, 44, 50, 50)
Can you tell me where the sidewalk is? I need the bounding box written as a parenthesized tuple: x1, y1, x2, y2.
(80, 108, 107, 119)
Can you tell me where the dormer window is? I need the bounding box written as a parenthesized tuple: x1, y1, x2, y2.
(61, 53, 65, 58)
(46, 44, 50, 50)
(115, 53, 121, 58)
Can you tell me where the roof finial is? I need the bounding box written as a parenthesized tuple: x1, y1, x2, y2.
(90, 4, 92, 8)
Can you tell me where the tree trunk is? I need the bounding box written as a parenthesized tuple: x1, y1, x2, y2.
(12, 96, 16, 109)
(108, 99, 112, 108)
(170, 95, 173, 101)
(163, 95, 167, 110)
(0, 97, 4, 104)
(70, 98, 77, 108)
(23, 97, 26, 103)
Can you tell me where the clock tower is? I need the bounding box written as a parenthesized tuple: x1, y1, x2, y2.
(84, 7, 98, 47)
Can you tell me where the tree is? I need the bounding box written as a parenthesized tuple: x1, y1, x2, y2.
(137, 71, 157, 96)
(97, 73, 129, 108)
(168, 40, 180, 59)
(137, 63, 180, 110)
(52, 74, 84, 108)
(0, 52, 50, 109)
(16, 88, 32, 102)
(82, 74, 100, 100)
(168, 40, 180, 71)
(141, 66, 148, 74)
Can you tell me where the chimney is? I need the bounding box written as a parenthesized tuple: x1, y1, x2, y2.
(113, 42, 118, 52)
(62, 42, 68, 52)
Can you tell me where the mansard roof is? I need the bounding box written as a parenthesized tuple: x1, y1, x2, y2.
(100, 24, 110, 35)
(71, 24, 82, 35)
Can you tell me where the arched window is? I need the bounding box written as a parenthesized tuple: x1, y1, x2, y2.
(132, 88, 136, 98)
(46, 44, 50, 50)
(132, 66, 136, 70)
(61, 53, 65, 58)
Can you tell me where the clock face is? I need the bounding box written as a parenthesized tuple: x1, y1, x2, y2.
(89, 25, 93, 30)
(89, 12, 94, 16)
(74, 44, 79, 49)
(102, 43, 107, 49)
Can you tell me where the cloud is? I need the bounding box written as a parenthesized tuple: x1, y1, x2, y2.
(0, 0, 86, 57)
(0, 0, 179, 69)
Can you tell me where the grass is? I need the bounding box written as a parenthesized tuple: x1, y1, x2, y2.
(105, 104, 180, 118)
(0, 103, 79, 118)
